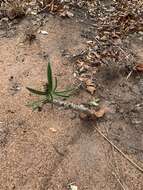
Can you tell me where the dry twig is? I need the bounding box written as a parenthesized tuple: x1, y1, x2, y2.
(104, 126, 128, 190)
(52, 99, 95, 116)
(95, 126, 143, 173)
(112, 172, 127, 190)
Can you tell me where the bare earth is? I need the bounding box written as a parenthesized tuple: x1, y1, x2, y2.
(0, 14, 143, 190)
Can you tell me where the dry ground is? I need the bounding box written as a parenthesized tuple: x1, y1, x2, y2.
(0, 2, 143, 190)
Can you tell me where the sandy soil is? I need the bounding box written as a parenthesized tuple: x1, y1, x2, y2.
(0, 12, 143, 190)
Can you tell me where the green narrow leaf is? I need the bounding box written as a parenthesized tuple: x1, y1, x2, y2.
(26, 101, 42, 111)
(26, 98, 49, 111)
(49, 93, 53, 103)
(26, 98, 46, 107)
(55, 88, 75, 94)
(47, 62, 53, 92)
(54, 92, 70, 98)
(53, 77, 58, 92)
(32, 104, 40, 111)
(26, 87, 47, 95)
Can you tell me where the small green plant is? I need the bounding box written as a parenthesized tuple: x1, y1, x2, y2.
(26, 62, 74, 111)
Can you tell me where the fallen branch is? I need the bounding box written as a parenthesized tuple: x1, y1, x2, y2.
(52, 99, 95, 116)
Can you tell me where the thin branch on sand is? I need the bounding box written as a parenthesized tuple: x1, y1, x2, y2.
(52, 99, 95, 116)
(95, 126, 143, 174)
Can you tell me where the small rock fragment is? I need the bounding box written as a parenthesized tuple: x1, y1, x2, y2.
(49, 128, 57, 133)
(39, 30, 48, 35)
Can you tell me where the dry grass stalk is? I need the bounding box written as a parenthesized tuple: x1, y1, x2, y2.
(95, 126, 143, 174)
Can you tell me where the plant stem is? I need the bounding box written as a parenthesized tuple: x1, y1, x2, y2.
(51, 99, 94, 116)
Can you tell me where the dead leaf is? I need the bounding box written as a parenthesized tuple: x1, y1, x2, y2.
(135, 64, 143, 72)
(94, 107, 108, 118)
(94, 52, 101, 59)
(84, 79, 96, 94)
(66, 11, 74, 18)
(60, 10, 74, 18)
(86, 86, 96, 95)
(85, 79, 94, 86)
(100, 35, 107, 41)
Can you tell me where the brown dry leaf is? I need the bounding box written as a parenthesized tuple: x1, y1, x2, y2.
(86, 86, 96, 95)
(100, 35, 107, 41)
(94, 107, 108, 118)
(94, 52, 101, 59)
(135, 64, 143, 72)
(78, 77, 85, 82)
(84, 65, 90, 70)
(85, 79, 94, 86)
(60, 10, 74, 18)
(85, 79, 96, 95)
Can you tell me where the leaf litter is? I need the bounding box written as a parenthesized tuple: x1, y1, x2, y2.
(72, 0, 143, 94)
(135, 64, 143, 72)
